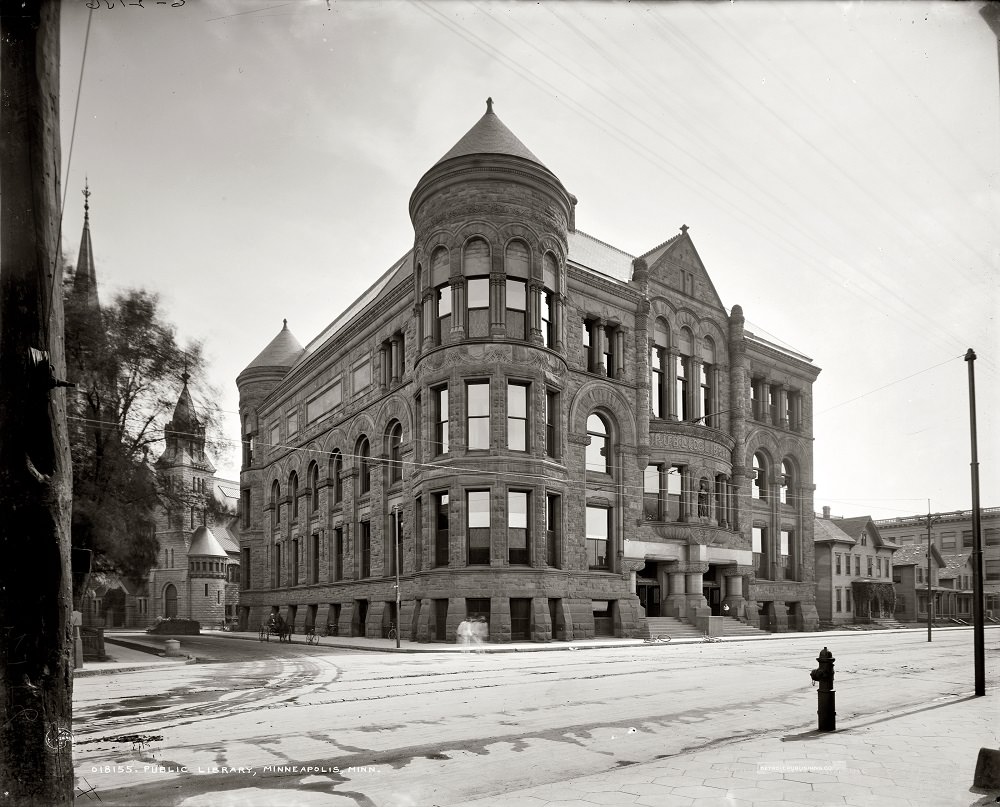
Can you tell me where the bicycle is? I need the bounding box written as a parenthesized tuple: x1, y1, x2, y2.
(702, 634, 722, 643)
(643, 634, 672, 644)
(304, 624, 320, 645)
(386, 623, 397, 641)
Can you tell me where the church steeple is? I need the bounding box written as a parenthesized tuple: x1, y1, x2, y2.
(71, 181, 101, 312)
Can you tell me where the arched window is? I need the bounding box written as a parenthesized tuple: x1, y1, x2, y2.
(387, 422, 403, 485)
(700, 336, 716, 425)
(752, 453, 768, 501)
(431, 247, 450, 345)
(505, 240, 529, 340)
(329, 450, 343, 505)
(780, 459, 794, 505)
(676, 327, 694, 421)
(270, 480, 280, 527)
(308, 462, 319, 513)
(289, 471, 299, 521)
(586, 413, 611, 474)
(242, 415, 254, 467)
(357, 437, 371, 495)
(164, 584, 177, 618)
(464, 238, 491, 338)
(651, 319, 669, 419)
(541, 252, 558, 348)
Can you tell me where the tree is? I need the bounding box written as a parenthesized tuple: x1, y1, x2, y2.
(64, 286, 223, 583)
(0, 2, 74, 803)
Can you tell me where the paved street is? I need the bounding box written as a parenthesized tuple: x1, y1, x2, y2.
(73, 629, 999, 806)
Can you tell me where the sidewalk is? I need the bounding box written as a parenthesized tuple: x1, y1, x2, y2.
(74, 642, 193, 678)
(74, 623, 994, 678)
(449, 692, 1000, 807)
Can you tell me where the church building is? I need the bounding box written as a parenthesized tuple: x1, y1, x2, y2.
(69, 186, 241, 630)
(236, 101, 821, 641)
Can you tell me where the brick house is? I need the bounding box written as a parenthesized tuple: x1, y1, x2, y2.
(813, 510, 897, 625)
(235, 100, 821, 642)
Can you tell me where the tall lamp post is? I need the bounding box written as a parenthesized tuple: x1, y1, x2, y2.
(393, 505, 401, 649)
(965, 348, 985, 696)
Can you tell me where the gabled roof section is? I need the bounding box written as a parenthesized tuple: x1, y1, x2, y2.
(642, 227, 727, 311)
(834, 517, 894, 549)
(297, 250, 412, 365)
(892, 543, 945, 567)
(210, 517, 241, 555)
(434, 98, 546, 169)
(813, 516, 856, 545)
(242, 320, 305, 374)
(939, 552, 971, 579)
(567, 230, 635, 283)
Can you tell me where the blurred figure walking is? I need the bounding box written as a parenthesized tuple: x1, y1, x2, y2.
(472, 616, 488, 653)
(457, 617, 473, 652)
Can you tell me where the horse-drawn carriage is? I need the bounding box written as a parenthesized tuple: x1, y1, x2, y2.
(258, 613, 292, 643)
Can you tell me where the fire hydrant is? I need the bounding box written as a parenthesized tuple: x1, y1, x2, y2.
(809, 646, 836, 731)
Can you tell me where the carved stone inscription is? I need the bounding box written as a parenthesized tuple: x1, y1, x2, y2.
(649, 431, 730, 462)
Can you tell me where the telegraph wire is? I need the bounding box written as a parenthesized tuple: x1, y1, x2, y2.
(413, 0, 992, 371)
(816, 354, 964, 415)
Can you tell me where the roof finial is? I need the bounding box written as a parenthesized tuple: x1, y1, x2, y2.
(486, 96, 493, 114)
(83, 179, 91, 222)
(283, 318, 288, 329)
(680, 224, 689, 234)
(181, 355, 190, 387)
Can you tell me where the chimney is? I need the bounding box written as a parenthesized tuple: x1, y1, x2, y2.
(822, 506, 831, 519)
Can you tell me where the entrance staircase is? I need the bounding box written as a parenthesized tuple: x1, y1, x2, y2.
(640, 615, 770, 640)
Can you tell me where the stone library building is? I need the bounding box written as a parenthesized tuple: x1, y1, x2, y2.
(235, 100, 821, 642)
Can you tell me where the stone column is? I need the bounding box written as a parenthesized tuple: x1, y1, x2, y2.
(451, 278, 465, 337)
(691, 356, 703, 422)
(778, 385, 789, 428)
(421, 292, 434, 350)
(554, 293, 565, 353)
(391, 336, 401, 384)
(665, 570, 687, 617)
(667, 347, 679, 420)
(528, 281, 543, 344)
(591, 318, 604, 374)
(685, 568, 707, 612)
(614, 327, 626, 380)
(490, 274, 505, 337)
(721, 565, 751, 617)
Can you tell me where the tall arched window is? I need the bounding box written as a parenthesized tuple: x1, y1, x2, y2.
(541, 252, 558, 348)
(289, 471, 299, 521)
(242, 415, 254, 467)
(780, 459, 794, 505)
(164, 584, 177, 618)
(357, 437, 371, 495)
(651, 320, 669, 419)
(505, 240, 529, 340)
(700, 336, 716, 425)
(676, 327, 694, 421)
(329, 450, 343, 505)
(431, 247, 450, 345)
(270, 480, 280, 527)
(464, 238, 491, 338)
(387, 422, 403, 485)
(752, 452, 768, 501)
(586, 413, 611, 474)
(308, 462, 319, 513)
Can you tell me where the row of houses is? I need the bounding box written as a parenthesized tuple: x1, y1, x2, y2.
(76, 102, 998, 639)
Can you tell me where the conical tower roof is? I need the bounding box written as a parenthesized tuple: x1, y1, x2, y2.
(433, 98, 547, 169)
(240, 319, 305, 377)
(71, 182, 100, 311)
(188, 525, 228, 558)
(170, 372, 201, 433)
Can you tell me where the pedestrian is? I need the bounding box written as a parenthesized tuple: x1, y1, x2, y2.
(457, 617, 472, 652)
(472, 616, 488, 653)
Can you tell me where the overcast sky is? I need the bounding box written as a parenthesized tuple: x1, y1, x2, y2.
(58, 0, 998, 521)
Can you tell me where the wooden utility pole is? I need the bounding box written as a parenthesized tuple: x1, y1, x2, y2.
(0, 1, 75, 804)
